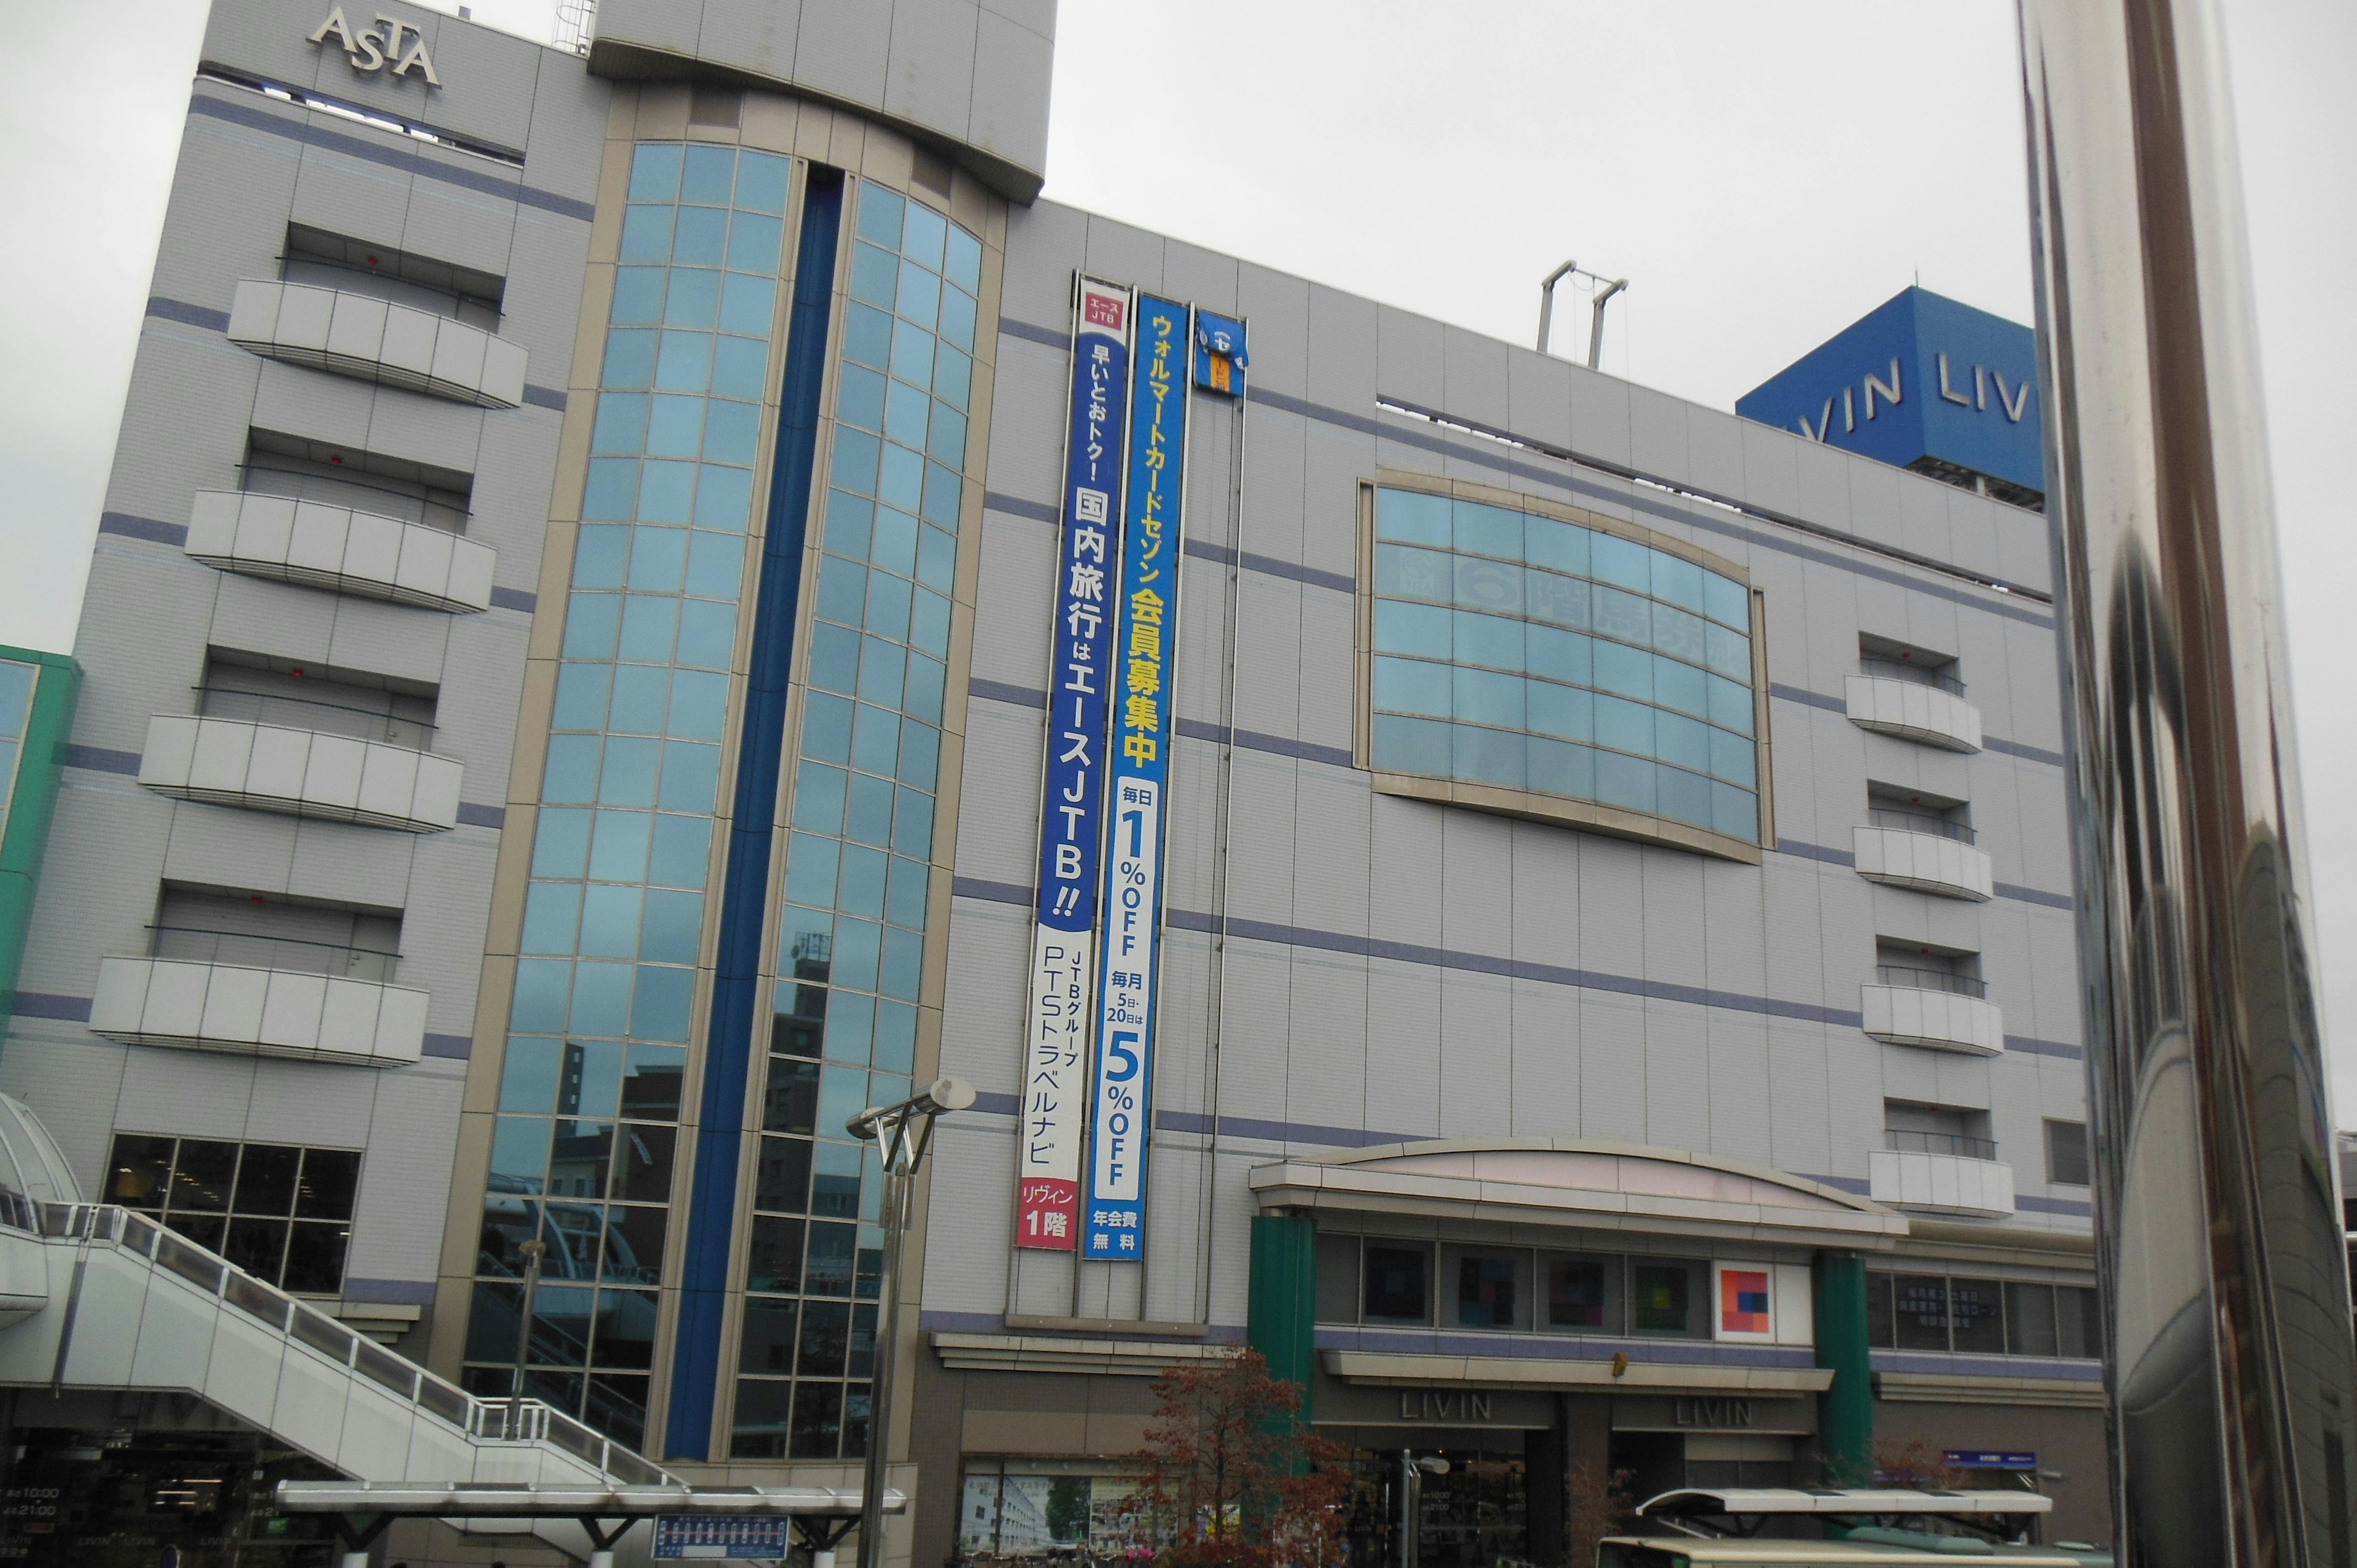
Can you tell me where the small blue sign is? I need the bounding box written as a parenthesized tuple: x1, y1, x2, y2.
(1193, 310, 1247, 397)
(653, 1515, 792, 1560)
(1944, 1450, 2039, 1472)
(1736, 286, 2043, 498)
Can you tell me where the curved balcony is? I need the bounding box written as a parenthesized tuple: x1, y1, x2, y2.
(1868, 1137, 2016, 1218)
(226, 280, 527, 409)
(139, 714, 462, 833)
(1845, 673, 1982, 753)
(1861, 968, 2005, 1056)
(89, 955, 426, 1068)
(1852, 820, 1993, 902)
(185, 492, 495, 613)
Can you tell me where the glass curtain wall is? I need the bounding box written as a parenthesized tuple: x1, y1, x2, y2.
(1367, 485, 1761, 844)
(467, 142, 796, 1450)
(729, 184, 981, 1461)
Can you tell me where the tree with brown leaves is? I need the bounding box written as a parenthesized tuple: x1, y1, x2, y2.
(1129, 1349, 1349, 1568)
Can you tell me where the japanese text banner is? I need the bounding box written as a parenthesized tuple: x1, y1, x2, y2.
(1014, 276, 1132, 1251)
(1085, 293, 1191, 1260)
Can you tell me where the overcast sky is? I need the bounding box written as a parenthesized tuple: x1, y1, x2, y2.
(6, 0, 2356, 1102)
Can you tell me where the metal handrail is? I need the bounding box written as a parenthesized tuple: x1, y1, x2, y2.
(1860, 657, 1968, 697)
(149, 926, 399, 984)
(33, 1202, 675, 1486)
(1874, 965, 1989, 999)
(193, 686, 438, 746)
(1868, 807, 1978, 844)
(1886, 1129, 2000, 1161)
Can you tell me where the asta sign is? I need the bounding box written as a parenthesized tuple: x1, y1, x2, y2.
(309, 8, 441, 85)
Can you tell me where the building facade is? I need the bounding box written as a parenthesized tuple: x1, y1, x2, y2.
(0, 0, 2114, 1558)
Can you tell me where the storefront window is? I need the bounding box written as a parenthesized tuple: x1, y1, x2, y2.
(1543, 1253, 1616, 1330)
(1868, 1271, 2102, 1357)
(1363, 1243, 1432, 1325)
(1448, 1246, 1526, 1329)
(1629, 1259, 1708, 1338)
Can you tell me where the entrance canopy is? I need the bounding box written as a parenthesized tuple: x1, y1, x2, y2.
(1249, 1138, 1906, 1250)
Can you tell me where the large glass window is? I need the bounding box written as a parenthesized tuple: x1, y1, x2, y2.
(471, 141, 796, 1450)
(104, 1134, 358, 1294)
(1318, 1235, 1713, 1341)
(730, 180, 982, 1463)
(1865, 1271, 2102, 1358)
(1364, 482, 1763, 847)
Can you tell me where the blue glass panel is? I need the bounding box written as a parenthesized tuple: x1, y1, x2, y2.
(1525, 680, 1593, 742)
(933, 344, 972, 411)
(603, 329, 657, 389)
(594, 392, 650, 454)
(1595, 751, 1655, 815)
(944, 225, 981, 293)
(1592, 585, 1649, 647)
(908, 589, 950, 660)
(711, 336, 768, 400)
(1595, 695, 1654, 758)
(533, 808, 593, 878)
(681, 142, 735, 204)
(1526, 737, 1594, 799)
(720, 271, 778, 336)
(1709, 727, 1756, 787)
(889, 321, 935, 389)
(658, 741, 721, 813)
(638, 460, 695, 523)
(867, 574, 913, 643)
(1703, 572, 1750, 630)
(856, 186, 904, 249)
(632, 967, 695, 1042)
(878, 443, 924, 514)
(641, 888, 703, 964)
(896, 720, 939, 790)
(825, 994, 875, 1065)
(727, 212, 786, 273)
(736, 150, 789, 214)
(883, 379, 928, 449)
(1712, 783, 1759, 841)
(837, 844, 887, 919)
(668, 669, 729, 741)
(574, 525, 630, 587)
(880, 927, 923, 1000)
(891, 787, 934, 859)
(675, 601, 737, 669)
(1651, 551, 1705, 612)
(544, 735, 602, 803)
(1591, 531, 1650, 592)
(1453, 611, 1523, 673)
(1526, 625, 1592, 686)
(874, 1001, 917, 1074)
(501, 1037, 563, 1113)
(664, 268, 720, 329)
(629, 142, 683, 202)
(901, 201, 946, 270)
(1454, 500, 1523, 562)
(849, 244, 899, 309)
(921, 460, 961, 527)
(1371, 713, 1452, 776)
(703, 401, 761, 465)
(1705, 622, 1751, 681)
(831, 429, 881, 496)
(512, 961, 570, 1033)
(827, 490, 877, 559)
(817, 555, 867, 627)
(783, 834, 840, 908)
(628, 527, 688, 592)
(794, 763, 848, 834)
(832, 919, 881, 992)
(851, 703, 899, 778)
(490, 1116, 553, 1189)
(1454, 725, 1523, 789)
(1374, 544, 1452, 604)
(896, 260, 940, 331)
(579, 884, 643, 958)
(1377, 488, 1451, 546)
(1455, 556, 1523, 617)
(1525, 569, 1588, 630)
(601, 736, 662, 806)
(655, 331, 714, 392)
(1453, 666, 1524, 730)
(807, 623, 860, 695)
(571, 962, 633, 1035)
(687, 532, 746, 600)
(1593, 638, 1652, 701)
(1707, 674, 1754, 735)
(1656, 711, 1711, 774)
(1374, 600, 1452, 658)
(800, 692, 854, 763)
(672, 207, 728, 266)
(607, 665, 668, 733)
(1655, 657, 1708, 720)
(565, 593, 622, 659)
(904, 652, 945, 725)
(618, 596, 681, 663)
(778, 906, 832, 974)
(856, 638, 906, 709)
(1525, 518, 1589, 577)
(1657, 764, 1714, 828)
(937, 284, 977, 353)
(693, 465, 754, 530)
(844, 772, 894, 847)
(1652, 604, 1705, 665)
(572, 1042, 623, 1117)
(837, 364, 886, 433)
(916, 523, 955, 592)
(842, 303, 892, 370)
(619, 205, 673, 263)
(590, 809, 654, 882)
(648, 814, 711, 889)
(554, 663, 613, 731)
(522, 881, 583, 954)
(871, 506, 918, 576)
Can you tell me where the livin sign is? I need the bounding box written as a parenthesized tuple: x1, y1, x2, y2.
(309, 8, 441, 85)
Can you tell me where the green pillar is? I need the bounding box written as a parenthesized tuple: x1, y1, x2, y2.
(1813, 1249, 1873, 1485)
(0, 649, 79, 1029)
(1247, 1211, 1317, 1424)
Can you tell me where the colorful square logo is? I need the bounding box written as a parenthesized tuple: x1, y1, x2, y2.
(1719, 1267, 1772, 1337)
(1083, 290, 1125, 331)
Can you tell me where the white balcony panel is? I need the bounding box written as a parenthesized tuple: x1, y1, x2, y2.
(187, 493, 495, 612)
(88, 957, 424, 1068)
(1861, 984, 2006, 1056)
(225, 280, 528, 409)
(1852, 825, 1994, 902)
(139, 715, 460, 833)
(1867, 1148, 2016, 1217)
(1844, 675, 1983, 752)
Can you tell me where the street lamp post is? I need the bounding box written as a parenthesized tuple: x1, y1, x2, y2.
(846, 1077, 976, 1568)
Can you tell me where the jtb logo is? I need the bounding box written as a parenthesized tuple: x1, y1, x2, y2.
(309, 9, 441, 85)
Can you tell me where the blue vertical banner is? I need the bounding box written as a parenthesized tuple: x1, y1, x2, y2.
(1084, 294, 1191, 1259)
(1015, 277, 1132, 1251)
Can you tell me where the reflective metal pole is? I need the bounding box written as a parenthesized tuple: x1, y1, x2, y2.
(2016, 1, 2357, 1561)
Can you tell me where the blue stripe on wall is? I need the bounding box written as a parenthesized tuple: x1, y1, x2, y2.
(665, 166, 843, 1461)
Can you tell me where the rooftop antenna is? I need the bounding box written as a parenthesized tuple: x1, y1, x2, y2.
(1536, 260, 1629, 371)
